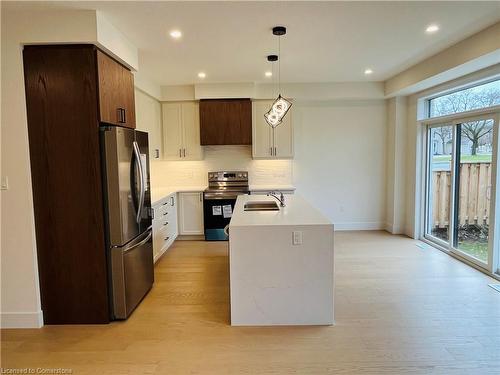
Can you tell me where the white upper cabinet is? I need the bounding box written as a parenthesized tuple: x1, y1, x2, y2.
(162, 102, 203, 160)
(135, 89, 163, 160)
(252, 100, 293, 159)
(162, 103, 183, 159)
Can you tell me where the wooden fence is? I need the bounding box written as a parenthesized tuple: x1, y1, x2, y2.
(432, 163, 491, 228)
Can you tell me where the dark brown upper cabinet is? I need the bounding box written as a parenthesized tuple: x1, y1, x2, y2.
(199, 99, 252, 145)
(97, 50, 136, 128)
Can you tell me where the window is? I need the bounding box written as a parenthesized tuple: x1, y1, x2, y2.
(425, 117, 496, 267)
(426, 126, 453, 244)
(429, 79, 500, 118)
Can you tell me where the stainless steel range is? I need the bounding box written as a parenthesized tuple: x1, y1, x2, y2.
(203, 171, 249, 241)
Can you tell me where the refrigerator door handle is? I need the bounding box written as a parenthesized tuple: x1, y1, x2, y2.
(121, 229, 152, 254)
(133, 141, 145, 224)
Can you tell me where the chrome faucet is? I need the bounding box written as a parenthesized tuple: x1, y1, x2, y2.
(267, 191, 286, 207)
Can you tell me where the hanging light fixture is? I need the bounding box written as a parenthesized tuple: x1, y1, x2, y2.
(264, 54, 282, 127)
(264, 26, 292, 128)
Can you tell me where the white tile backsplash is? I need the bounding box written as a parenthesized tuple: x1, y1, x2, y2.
(151, 146, 293, 187)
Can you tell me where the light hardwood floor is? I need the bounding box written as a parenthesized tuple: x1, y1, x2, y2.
(2, 231, 500, 374)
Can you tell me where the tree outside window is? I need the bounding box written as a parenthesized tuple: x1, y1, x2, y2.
(429, 80, 500, 156)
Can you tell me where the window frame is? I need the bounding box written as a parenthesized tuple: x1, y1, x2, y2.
(426, 77, 500, 119)
(421, 111, 500, 274)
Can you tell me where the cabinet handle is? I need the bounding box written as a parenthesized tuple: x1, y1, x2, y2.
(170, 196, 175, 206)
(117, 108, 126, 123)
(274, 146, 277, 156)
(164, 221, 169, 226)
(163, 212, 168, 216)
(155, 149, 160, 159)
(164, 236, 170, 241)
(183, 148, 186, 157)
(179, 149, 182, 157)
(122, 108, 126, 123)
(199, 193, 202, 202)
(270, 147, 273, 156)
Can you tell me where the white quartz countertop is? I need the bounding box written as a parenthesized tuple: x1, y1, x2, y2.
(248, 185, 296, 191)
(230, 194, 332, 227)
(151, 184, 295, 205)
(151, 185, 207, 205)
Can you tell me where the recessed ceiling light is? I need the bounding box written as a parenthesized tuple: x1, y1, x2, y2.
(169, 30, 182, 39)
(425, 24, 439, 34)
(364, 69, 373, 75)
(265, 71, 273, 77)
(198, 72, 206, 79)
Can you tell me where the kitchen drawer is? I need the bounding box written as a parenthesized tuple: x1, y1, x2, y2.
(153, 209, 174, 228)
(154, 196, 176, 218)
(153, 214, 174, 231)
(152, 193, 178, 263)
(156, 223, 175, 243)
(155, 203, 171, 218)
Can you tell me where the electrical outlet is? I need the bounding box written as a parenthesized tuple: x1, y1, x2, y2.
(0, 176, 8, 191)
(292, 231, 303, 245)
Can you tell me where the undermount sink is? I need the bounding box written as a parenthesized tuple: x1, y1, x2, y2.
(244, 201, 280, 211)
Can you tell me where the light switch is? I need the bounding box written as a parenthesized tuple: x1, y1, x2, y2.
(292, 231, 303, 245)
(0, 176, 8, 191)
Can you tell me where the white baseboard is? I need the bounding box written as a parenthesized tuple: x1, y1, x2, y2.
(176, 234, 204, 240)
(334, 222, 385, 231)
(1, 311, 43, 328)
(385, 222, 404, 234)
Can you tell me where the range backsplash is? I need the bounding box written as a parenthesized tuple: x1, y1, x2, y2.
(150, 146, 293, 187)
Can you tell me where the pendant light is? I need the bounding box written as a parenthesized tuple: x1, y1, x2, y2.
(264, 26, 292, 128)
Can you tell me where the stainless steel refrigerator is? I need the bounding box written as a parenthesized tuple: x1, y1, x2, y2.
(100, 126, 153, 320)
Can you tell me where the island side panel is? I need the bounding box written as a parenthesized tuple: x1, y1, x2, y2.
(229, 224, 334, 326)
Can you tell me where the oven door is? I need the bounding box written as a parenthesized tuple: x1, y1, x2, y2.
(203, 193, 241, 241)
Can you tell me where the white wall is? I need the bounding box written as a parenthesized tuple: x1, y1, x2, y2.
(151, 98, 387, 231)
(0, 8, 138, 328)
(383, 22, 500, 238)
(385, 22, 500, 96)
(161, 82, 385, 102)
(403, 65, 500, 239)
(155, 82, 388, 230)
(292, 100, 387, 230)
(151, 147, 293, 188)
(386, 97, 407, 234)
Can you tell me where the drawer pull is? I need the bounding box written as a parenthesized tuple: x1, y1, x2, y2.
(163, 212, 168, 216)
(164, 221, 169, 226)
(162, 202, 168, 206)
(164, 236, 170, 241)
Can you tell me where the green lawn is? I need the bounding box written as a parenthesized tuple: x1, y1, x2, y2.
(433, 154, 492, 163)
(457, 241, 488, 262)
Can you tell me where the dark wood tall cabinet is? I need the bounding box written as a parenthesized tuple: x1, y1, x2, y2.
(22, 45, 136, 324)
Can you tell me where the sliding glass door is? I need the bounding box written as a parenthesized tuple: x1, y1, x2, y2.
(453, 119, 494, 263)
(425, 125, 453, 245)
(425, 115, 498, 269)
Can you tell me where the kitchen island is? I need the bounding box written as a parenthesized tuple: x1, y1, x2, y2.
(229, 194, 334, 326)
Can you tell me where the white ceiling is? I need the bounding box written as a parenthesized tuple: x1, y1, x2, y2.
(4, 1, 500, 85)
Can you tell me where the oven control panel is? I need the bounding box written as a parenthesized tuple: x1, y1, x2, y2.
(208, 171, 248, 182)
